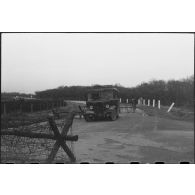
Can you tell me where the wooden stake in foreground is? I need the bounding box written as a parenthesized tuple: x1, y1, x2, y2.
(1, 111, 78, 163)
(47, 112, 77, 163)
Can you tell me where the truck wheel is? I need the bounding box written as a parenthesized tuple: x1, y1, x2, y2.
(110, 111, 117, 121)
(84, 115, 93, 122)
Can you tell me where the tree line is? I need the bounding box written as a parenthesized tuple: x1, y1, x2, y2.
(34, 75, 194, 108)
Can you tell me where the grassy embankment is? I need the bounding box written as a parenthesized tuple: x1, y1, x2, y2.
(137, 104, 194, 122)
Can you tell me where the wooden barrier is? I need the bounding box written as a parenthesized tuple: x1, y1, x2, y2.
(119, 105, 132, 113)
(1, 112, 78, 163)
(1, 130, 78, 141)
(47, 113, 77, 163)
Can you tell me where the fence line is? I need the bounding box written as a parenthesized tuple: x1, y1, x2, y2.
(1, 99, 67, 115)
(119, 98, 162, 109)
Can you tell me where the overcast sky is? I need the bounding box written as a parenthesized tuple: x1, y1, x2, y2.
(1, 33, 194, 94)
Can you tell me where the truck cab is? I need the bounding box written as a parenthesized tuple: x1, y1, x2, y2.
(83, 87, 120, 121)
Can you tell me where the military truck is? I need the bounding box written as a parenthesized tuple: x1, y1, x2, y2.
(82, 87, 120, 121)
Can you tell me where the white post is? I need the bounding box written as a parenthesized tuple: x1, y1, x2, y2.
(153, 99, 155, 107)
(167, 102, 175, 112)
(148, 99, 150, 106)
(143, 99, 145, 105)
(138, 99, 140, 105)
(126, 99, 128, 104)
(120, 98, 122, 103)
(158, 100, 160, 109)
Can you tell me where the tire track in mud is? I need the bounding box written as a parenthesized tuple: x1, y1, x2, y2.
(134, 108, 159, 132)
(153, 109, 159, 131)
(129, 108, 147, 132)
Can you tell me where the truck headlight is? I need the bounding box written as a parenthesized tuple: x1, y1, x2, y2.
(106, 104, 109, 108)
(90, 106, 93, 110)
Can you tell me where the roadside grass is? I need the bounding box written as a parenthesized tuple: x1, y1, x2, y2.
(138, 105, 194, 122)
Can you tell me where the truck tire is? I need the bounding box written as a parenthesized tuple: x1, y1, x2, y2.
(110, 111, 117, 121)
(84, 115, 93, 122)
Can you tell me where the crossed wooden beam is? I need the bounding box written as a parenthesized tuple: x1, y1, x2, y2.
(1, 112, 78, 163)
(46, 112, 78, 163)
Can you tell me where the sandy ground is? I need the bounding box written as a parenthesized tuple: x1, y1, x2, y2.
(1, 108, 194, 163)
(71, 108, 194, 163)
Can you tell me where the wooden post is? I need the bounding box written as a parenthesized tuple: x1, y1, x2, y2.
(153, 99, 155, 107)
(20, 103, 22, 113)
(167, 102, 175, 112)
(148, 99, 150, 106)
(126, 99, 128, 104)
(120, 98, 122, 103)
(30, 103, 33, 113)
(4, 103, 7, 115)
(143, 99, 145, 106)
(158, 100, 160, 109)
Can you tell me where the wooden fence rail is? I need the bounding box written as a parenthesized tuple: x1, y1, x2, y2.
(1, 130, 78, 141)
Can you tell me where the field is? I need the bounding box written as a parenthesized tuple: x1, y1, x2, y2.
(1, 102, 194, 163)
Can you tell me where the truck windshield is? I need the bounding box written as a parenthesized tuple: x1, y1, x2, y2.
(87, 90, 114, 100)
(87, 92, 100, 100)
(100, 91, 113, 99)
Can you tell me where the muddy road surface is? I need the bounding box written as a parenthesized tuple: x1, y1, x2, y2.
(71, 109, 194, 163)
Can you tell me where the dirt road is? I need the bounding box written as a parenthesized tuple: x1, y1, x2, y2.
(1, 107, 194, 163)
(71, 109, 194, 163)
